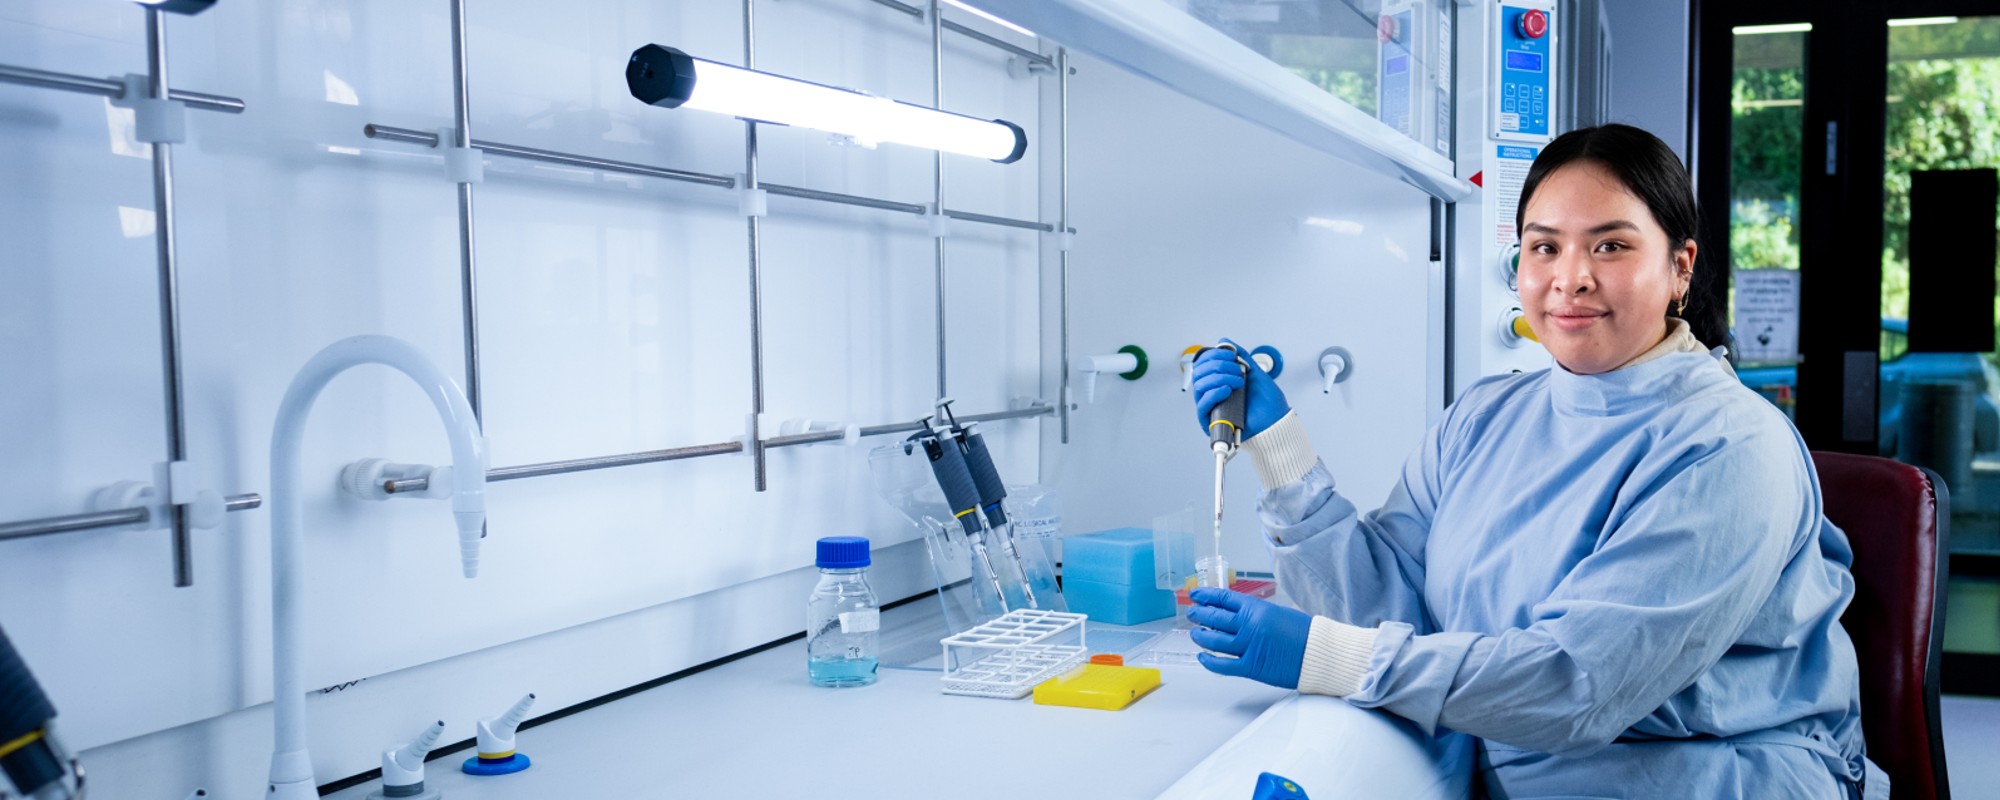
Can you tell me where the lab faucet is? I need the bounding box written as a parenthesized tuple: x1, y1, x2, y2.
(265, 336, 487, 800)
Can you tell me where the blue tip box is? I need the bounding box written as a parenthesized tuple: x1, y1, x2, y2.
(1063, 528, 1191, 625)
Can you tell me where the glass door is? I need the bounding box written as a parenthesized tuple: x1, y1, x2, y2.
(1878, 13, 2000, 688)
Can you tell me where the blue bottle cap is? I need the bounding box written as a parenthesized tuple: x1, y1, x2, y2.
(816, 536, 871, 569)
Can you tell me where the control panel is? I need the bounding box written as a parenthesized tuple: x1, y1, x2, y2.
(1378, 0, 1451, 156)
(1490, 0, 1556, 143)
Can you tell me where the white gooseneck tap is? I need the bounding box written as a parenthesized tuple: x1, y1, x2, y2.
(266, 336, 487, 800)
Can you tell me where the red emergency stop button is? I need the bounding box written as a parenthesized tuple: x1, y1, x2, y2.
(1378, 15, 1397, 43)
(1518, 9, 1548, 39)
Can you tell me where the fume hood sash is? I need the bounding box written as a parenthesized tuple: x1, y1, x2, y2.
(965, 0, 1471, 202)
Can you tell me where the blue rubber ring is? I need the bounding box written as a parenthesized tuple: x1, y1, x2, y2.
(1251, 345, 1285, 379)
(462, 753, 531, 775)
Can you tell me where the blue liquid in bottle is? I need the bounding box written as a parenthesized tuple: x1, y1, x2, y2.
(808, 537, 879, 688)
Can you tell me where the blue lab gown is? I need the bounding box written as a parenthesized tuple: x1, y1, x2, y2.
(1262, 349, 1873, 798)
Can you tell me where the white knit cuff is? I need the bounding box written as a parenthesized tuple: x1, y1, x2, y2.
(1296, 616, 1378, 697)
(1241, 411, 1319, 489)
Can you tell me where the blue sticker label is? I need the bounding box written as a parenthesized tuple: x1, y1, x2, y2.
(1498, 145, 1539, 161)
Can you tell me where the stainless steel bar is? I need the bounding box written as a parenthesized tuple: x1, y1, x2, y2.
(769, 403, 1056, 448)
(0, 493, 263, 543)
(1058, 49, 1072, 445)
(745, 0, 768, 493)
(932, 0, 949, 401)
(856, 402, 1055, 438)
(383, 442, 747, 494)
(144, 9, 195, 587)
(449, 0, 484, 422)
(0, 64, 245, 112)
(866, 0, 925, 18)
(940, 19, 1051, 68)
(762, 182, 926, 214)
(362, 125, 736, 188)
(0, 509, 147, 542)
(941, 208, 1051, 232)
(381, 401, 1048, 491)
(362, 126, 1056, 231)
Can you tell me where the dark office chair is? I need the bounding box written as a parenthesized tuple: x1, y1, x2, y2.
(1815, 451, 1952, 800)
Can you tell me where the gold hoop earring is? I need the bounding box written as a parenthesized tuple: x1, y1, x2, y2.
(1675, 296, 1687, 316)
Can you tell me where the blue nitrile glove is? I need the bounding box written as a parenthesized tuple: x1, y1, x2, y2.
(1190, 338, 1290, 440)
(1187, 586, 1312, 689)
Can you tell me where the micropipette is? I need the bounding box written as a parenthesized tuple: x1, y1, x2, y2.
(1200, 344, 1248, 590)
(912, 421, 1011, 610)
(940, 402, 1039, 609)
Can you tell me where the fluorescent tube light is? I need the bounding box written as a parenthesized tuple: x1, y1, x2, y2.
(1732, 22, 1813, 35)
(1888, 17, 1959, 27)
(625, 44, 1027, 164)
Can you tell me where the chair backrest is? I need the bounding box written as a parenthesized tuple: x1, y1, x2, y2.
(1813, 451, 1952, 800)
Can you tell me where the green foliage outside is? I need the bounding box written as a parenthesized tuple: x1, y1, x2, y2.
(1729, 20, 2000, 365)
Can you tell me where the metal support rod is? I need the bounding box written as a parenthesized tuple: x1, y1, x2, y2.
(144, 9, 196, 587)
(932, 0, 949, 401)
(364, 125, 735, 187)
(362, 125, 1055, 231)
(860, 0, 1054, 70)
(941, 20, 1047, 67)
(1058, 48, 1072, 445)
(941, 208, 1053, 232)
(0, 494, 262, 544)
(0, 63, 245, 112)
(448, 0, 485, 423)
(382, 402, 1049, 493)
(744, 0, 769, 493)
(382, 442, 746, 493)
(764, 183, 925, 215)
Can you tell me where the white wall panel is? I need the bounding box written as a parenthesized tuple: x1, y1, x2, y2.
(1040, 53, 1438, 576)
(1, 0, 1438, 794)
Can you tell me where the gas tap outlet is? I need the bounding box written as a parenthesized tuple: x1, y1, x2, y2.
(1076, 345, 1147, 403)
(462, 693, 535, 776)
(1318, 347, 1354, 392)
(368, 720, 445, 800)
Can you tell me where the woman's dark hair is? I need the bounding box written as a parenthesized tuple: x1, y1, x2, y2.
(1515, 124, 1722, 349)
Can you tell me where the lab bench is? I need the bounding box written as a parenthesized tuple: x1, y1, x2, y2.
(323, 599, 1463, 799)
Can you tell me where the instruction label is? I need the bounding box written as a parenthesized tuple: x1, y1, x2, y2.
(1494, 145, 1539, 246)
(1734, 269, 1801, 363)
(839, 609, 880, 634)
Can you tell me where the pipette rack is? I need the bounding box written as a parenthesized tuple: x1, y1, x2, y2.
(940, 609, 1088, 699)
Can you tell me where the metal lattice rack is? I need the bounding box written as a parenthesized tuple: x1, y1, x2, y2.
(0, 0, 1082, 578)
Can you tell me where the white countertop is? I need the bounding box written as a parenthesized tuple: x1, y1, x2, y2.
(326, 599, 1297, 799)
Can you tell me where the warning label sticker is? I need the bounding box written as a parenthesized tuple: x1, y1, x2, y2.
(1494, 144, 1539, 247)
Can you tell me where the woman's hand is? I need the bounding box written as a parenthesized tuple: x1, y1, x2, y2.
(1187, 586, 1312, 689)
(1190, 338, 1291, 440)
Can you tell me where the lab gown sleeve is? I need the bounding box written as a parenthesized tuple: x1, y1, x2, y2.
(1253, 409, 1457, 635)
(1341, 419, 1816, 758)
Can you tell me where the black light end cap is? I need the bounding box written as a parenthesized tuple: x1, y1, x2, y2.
(136, 0, 217, 15)
(626, 44, 698, 108)
(992, 118, 1028, 164)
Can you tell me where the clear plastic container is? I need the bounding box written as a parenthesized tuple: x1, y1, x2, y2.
(808, 536, 879, 687)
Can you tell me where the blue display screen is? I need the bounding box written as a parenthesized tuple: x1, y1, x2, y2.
(1505, 50, 1544, 73)
(1385, 55, 1410, 76)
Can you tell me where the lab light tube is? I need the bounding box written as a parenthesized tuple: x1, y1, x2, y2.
(626, 44, 1027, 164)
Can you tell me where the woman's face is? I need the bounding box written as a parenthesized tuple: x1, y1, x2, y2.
(1518, 160, 1695, 375)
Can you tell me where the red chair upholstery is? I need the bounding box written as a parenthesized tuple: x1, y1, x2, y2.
(1815, 451, 1952, 800)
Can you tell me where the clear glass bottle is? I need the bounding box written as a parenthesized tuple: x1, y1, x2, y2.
(807, 536, 879, 687)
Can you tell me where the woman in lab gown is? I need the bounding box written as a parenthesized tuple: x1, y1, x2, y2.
(1187, 124, 1879, 799)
